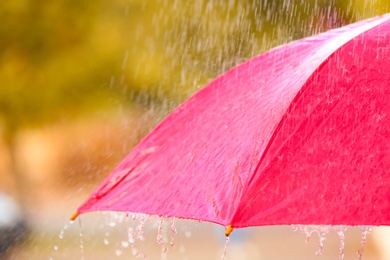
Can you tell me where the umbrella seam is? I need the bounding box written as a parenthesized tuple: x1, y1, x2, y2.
(230, 14, 390, 226)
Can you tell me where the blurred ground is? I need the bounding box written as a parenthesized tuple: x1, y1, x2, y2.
(1, 115, 389, 260)
(4, 213, 387, 260)
(1, 1, 390, 259)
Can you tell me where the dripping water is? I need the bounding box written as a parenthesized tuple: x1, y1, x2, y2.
(136, 214, 147, 241)
(58, 221, 72, 240)
(170, 218, 177, 248)
(103, 228, 111, 246)
(54, 220, 74, 254)
(78, 217, 85, 260)
(336, 226, 347, 259)
(126, 213, 146, 258)
(156, 218, 168, 256)
(292, 225, 352, 257)
(221, 236, 230, 260)
(315, 228, 328, 255)
(357, 226, 372, 260)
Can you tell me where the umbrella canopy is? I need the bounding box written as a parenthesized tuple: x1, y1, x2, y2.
(72, 13, 390, 234)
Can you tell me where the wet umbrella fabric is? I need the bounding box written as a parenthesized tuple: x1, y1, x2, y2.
(73, 14, 390, 231)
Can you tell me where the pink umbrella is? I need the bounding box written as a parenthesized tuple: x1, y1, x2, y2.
(72, 13, 390, 236)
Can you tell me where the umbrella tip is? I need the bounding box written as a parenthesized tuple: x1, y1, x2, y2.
(70, 211, 79, 221)
(225, 224, 234, 237)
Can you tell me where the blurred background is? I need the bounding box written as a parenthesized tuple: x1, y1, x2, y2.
(1, 0, 389, 259)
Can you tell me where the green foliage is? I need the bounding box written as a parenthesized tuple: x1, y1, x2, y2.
(0, 0, 389, 133)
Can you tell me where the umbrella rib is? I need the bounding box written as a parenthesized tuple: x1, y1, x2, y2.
(246, 13, 390, 188)
(230, 14, 390, 226)
(237, 83, 357, 224)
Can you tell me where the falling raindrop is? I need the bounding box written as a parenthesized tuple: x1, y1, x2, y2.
(162, 245, 168, 255)
(116, 212, 125, 224)
(128, 227, 136, 244)
(136, 214, 147, 241)
(315, 231, 326, 255)
(54, 245, 58, 251)
(58, 221, 73, 240)
(105, 212, 127, 227)
(338, 231, 345, 259)
(221, 236, 230, 260)
(292, 225, 314, 244)
(357, 226, 372, 260)
(58, 228, 66, 240)
(170, 236, 175, 249)
(305, 230, 312, 244)
(171, 217, 177, 234)
(131, 244, 146, 259)
(157, 219, 164, 245)
(109, 220, 116, 227)
(131, 245, 139, 257)
(185, 231, 192, 238)
(121, 241, 129, 248)
(78, 218, 85, 260)
(122, 50, 129, 71)
(124, 214, 147, 258)
(115, 249, 122, 256)
(103, 231, 111, 246)
(131, 244, 138, 256)
(169, 217, 177, 249)
(156, 218, 170, 256)
(336, 226, 348, 259)
(293, 225, 346, 255)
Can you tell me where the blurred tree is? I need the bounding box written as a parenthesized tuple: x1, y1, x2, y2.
(0, 0, 123, 133)
(0, 0, 388, 204)
(0, 0, 135, 202)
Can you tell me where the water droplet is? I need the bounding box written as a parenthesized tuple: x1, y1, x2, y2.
(336, 226, 348, 259)
(131, 244, 138, 256)
(168, 218, 177, 249)
(136, 215, 146, 241)
(121, 241, 129, 248)
(221, 236, 230, 260)
(54, 245, 58, 251)
(78, 218, 85, 259)
(128, 227, 136, 244)
(291, 225, 298, 232)
(315, 232, 326, 255)
(170, 236, 175, 249)
(103, 238, 110, 245)
(58, 223, 70, 239)
(185, 231, 192, 238)
(109, 216, 117, 227)
(293, 225, 341, 254)
(157, 219, 164, 245)
(131, 244, 146, 259)
(115, 249, 122, 256)
(305, 233, 311, 244)
(162, 245, 167, 254)
(59, 230, 65, 240)
(357, 226, 372, 260)
(171, 218, 177, 234)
